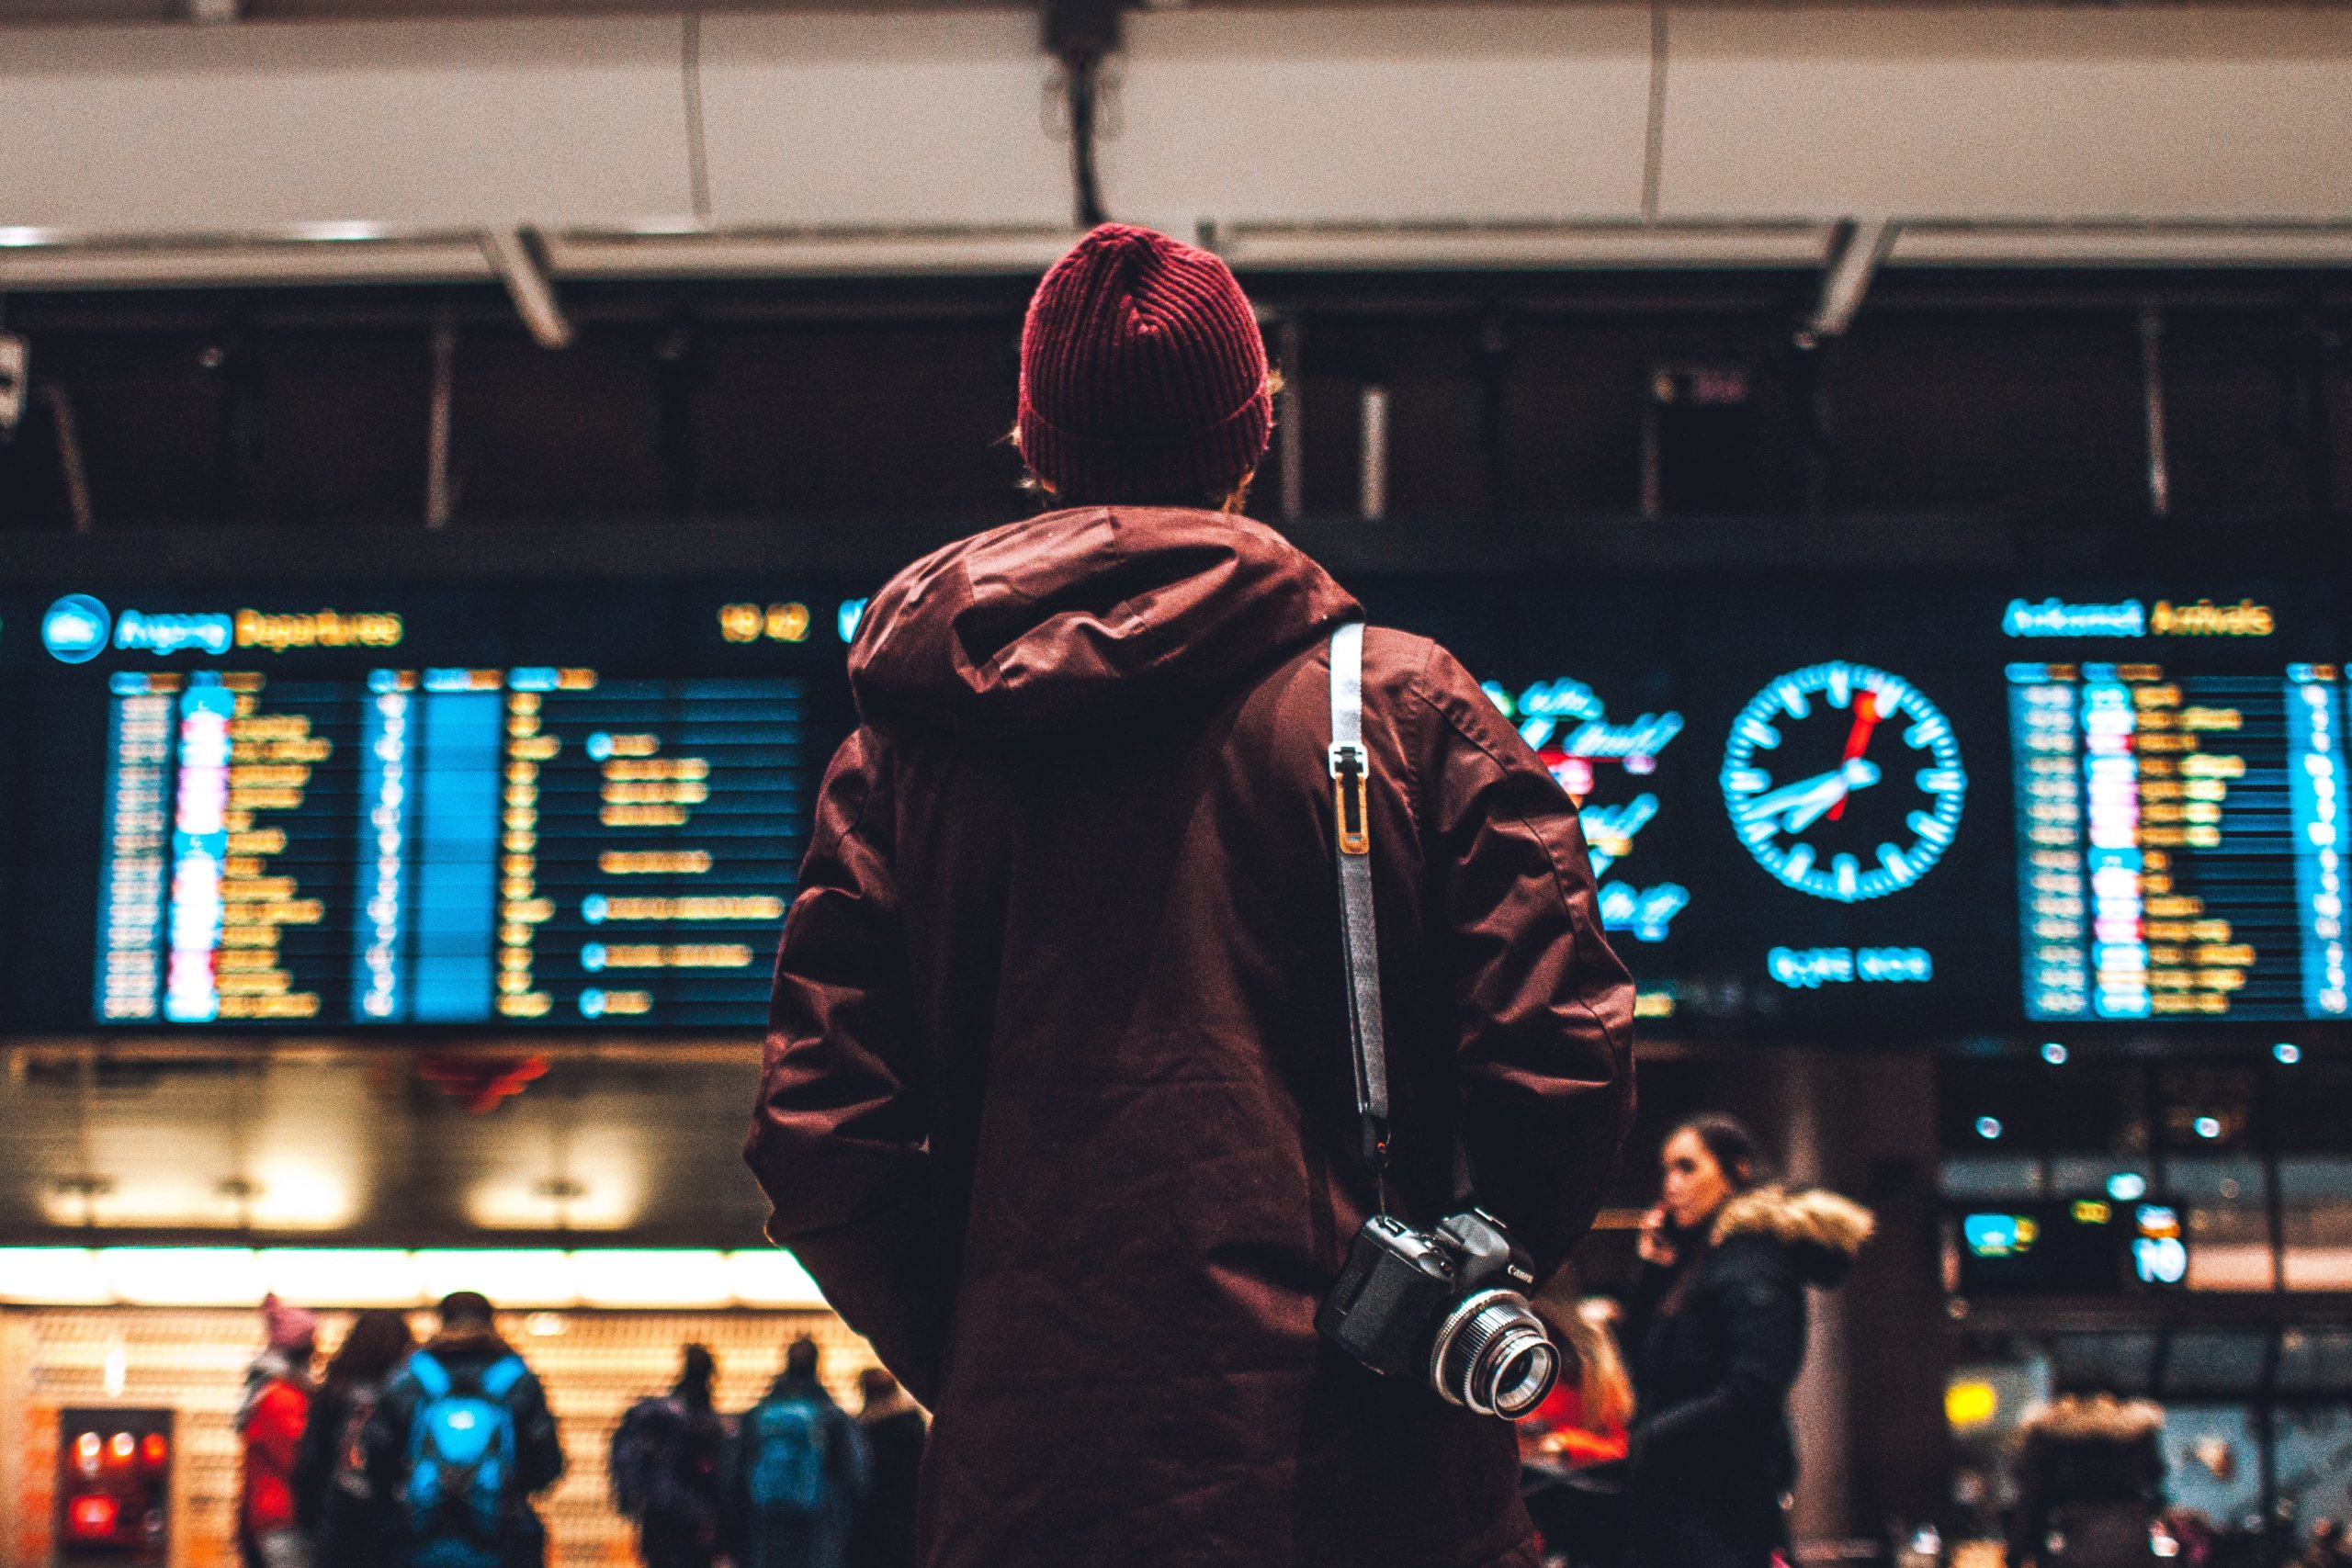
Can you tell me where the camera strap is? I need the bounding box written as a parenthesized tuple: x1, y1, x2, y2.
(1329, 623, 1478, 1216)
(1328, 622, 1392, 1191)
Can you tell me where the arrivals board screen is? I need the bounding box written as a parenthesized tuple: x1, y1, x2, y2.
(2008, 659, 2346, 1021)
(1, 570, 2346, 1036)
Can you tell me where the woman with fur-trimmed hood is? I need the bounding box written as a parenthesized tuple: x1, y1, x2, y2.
(2007, 1393, 2167, 1567)
(1622, 1115, 1874, 1568)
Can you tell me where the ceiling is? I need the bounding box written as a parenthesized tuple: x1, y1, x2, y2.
(2, 0, 2334, 23)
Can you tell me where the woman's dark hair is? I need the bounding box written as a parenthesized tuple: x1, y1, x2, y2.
(1668, 1113, 1768, 1192)
(324, 1309, 415, 1392)
(675, 1343, 717, 1408)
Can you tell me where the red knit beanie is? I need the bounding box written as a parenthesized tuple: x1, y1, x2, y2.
(1017, 224, 1272, 503)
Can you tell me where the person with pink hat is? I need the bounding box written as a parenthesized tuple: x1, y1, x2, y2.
(747, 224, 1633, 1568)
(238, 1294, 318, 1568)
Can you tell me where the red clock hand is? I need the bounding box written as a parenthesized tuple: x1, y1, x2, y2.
(1826, 691, 1881, 821)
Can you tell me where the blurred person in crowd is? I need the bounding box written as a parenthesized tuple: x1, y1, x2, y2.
(1623, 1115, 1873, 1568)
(294, 1307, 416, 1568)
(745, 221, 1633, 1568)
(2006, 1390, 2167, 1566)
(850, 1367, 925, 1568)
(611, 1344, 733, 1568)
(365, 1292, 566, 1568)
(1523, 1298, 1634, 1470)
(731, 1337, 867, 1568)
(1519, 1298, 1634, 1568)
(2300, 1519, 2352, 1568)
(239, 1294, 319, 1568)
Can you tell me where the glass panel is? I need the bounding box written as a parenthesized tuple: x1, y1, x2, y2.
(2166, 1156, 2269, 1202)
(2041, 1066, 2152, 1155)
(2187, 1204, 2275, 1292)
(1939, 1063, 2058, 1151)
(2280, 1156, 2352, 1201)
(2274, 1405, 2352, 1529)
(1941, 1156, 2045, 1201)
(2276, 1330, 2352, 1392)
(2049, 1332, 2159, 1396)
(2283, 1199, 2352, 1292)
(2161, 1404, 2265, 1534)
(2170, 1158, 2275, 1292)
(2049, 1156, 2150, 1201)
(2158, 1066, 2257, 1152)
(2163, 1332, 2270, 1396)
(2271, 1065, 2352, 1154)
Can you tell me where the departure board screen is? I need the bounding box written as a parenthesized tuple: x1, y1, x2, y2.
(2, 569, 2346, 1037)
(0, 581, 853, 1033)
(92, 668, 806, 1027)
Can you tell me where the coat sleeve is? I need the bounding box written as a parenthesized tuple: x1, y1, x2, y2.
(243, 1383, 309, 1536)
(1412, 645, 1636, 1279)
(289, 1389, 336, 1535)
(360, 1374, 412, 1509)
(743, 727, 944, 1404)
(1631, 1242, 1806, 1469)
(512, 1370, 566, 1495)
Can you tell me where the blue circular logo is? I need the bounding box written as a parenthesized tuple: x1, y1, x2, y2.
(42, 594, 111, 664)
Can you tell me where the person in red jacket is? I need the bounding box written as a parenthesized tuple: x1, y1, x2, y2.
(745, 223, 1635, 1568)
(238, 1294, 317, 1568)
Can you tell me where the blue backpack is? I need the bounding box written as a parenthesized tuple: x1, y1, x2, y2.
(742, 1396, 829, 1517)
(402, 1350, 529, 1568)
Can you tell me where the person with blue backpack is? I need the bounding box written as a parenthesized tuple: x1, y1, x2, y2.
(365, 1292, 567, 1568)
(729, 1337, 868, 1568)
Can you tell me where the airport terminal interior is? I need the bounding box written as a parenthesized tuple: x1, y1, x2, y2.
(5, 0, 2352, 1563)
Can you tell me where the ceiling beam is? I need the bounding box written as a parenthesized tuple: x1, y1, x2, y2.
(480, 226, 572, 348)
(1808, 216, 1894, 338)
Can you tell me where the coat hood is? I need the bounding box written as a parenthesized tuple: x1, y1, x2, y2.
(236, 1346, 311, 1432)
(2023, 1393, 2167, 1443)
(849, 506, 1361, 738)
(422, 1323, 518, 1365)
(1712, 1186, 1875, 1287)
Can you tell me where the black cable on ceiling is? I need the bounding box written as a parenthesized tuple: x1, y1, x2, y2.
(1045, 0, 1128, 230)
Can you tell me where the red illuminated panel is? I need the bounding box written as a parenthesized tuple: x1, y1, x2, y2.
(67, 1494, 119, 1540)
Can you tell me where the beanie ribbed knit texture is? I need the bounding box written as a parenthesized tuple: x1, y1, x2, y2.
(1018, 223, 1272, 502)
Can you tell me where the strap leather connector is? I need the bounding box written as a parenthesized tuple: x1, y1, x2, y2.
(1329, 742, 1371, 856)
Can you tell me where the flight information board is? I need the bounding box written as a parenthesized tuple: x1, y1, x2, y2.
(92, 667, 806, 1027)
(2010, 660, 2346, 1021)
(3, 570, 2347, 1036)
(0, 581, 852, 1032)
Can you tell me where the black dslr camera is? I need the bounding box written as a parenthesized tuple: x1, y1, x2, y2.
(1316, 1208, 1559, 1419)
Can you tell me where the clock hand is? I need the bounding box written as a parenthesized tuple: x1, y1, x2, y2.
(1785, 758, 1883, 833)
(1827, 691, 1883, 822)
(1747, 768, 1853, 825)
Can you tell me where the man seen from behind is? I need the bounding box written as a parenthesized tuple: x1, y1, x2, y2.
(365, 1291, 565, 1568)
(745, 223, 1635, 1568)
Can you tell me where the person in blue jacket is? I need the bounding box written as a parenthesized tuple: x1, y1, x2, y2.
(364, 1292, 566, 1568)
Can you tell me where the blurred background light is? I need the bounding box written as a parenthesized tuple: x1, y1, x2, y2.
(0, 1247, 824, 1309)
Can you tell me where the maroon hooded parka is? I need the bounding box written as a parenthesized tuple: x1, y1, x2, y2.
(746, 506, 1634, 1568)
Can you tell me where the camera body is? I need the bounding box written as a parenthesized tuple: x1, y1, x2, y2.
(1317, 1209, 1558, 1419)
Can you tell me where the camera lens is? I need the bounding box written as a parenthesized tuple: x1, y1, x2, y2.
(1484, 1331, 1557, 1419)
(1428, 1289, 1560, 1419)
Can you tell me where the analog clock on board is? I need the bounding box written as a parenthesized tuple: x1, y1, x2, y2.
(1720, 660, 1966, 902)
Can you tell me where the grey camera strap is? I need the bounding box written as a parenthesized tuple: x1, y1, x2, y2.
(1329, 622, 1392, 1186)
(1329, 622, 1476, 1214)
